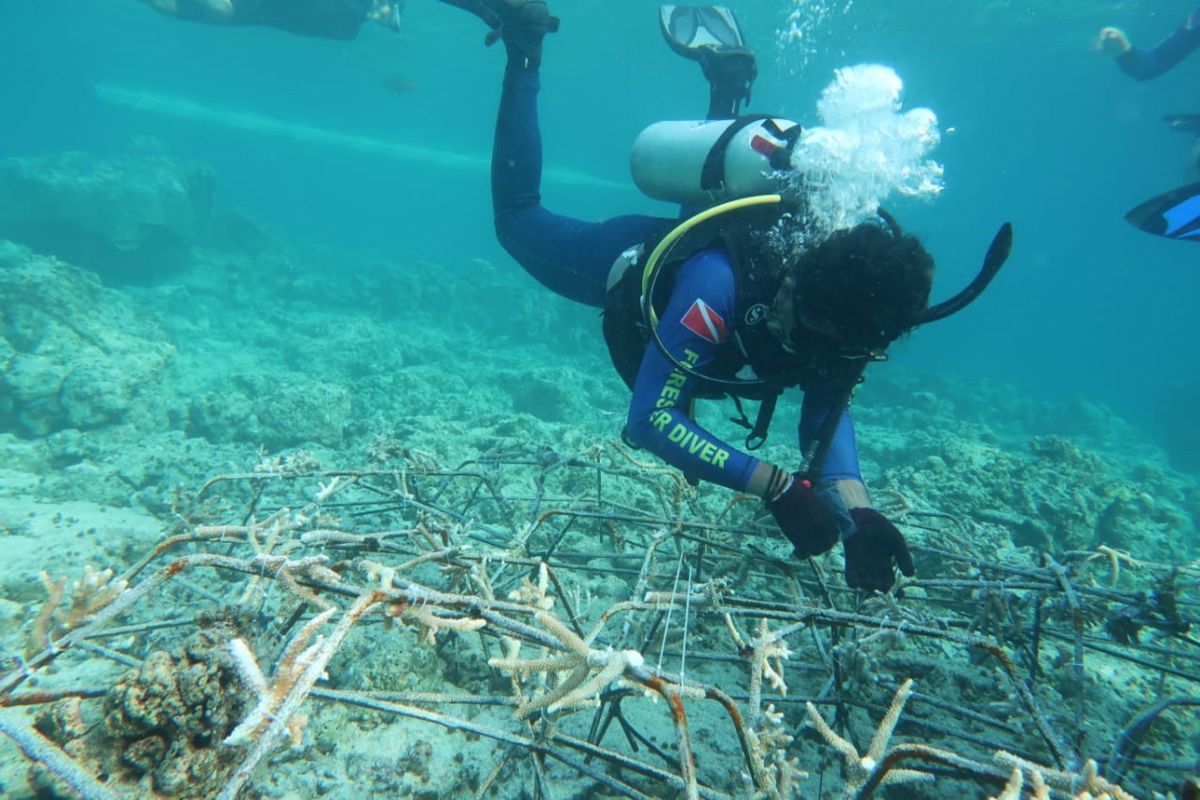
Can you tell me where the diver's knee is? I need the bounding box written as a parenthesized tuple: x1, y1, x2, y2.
(493, 211, 516, 248)
(141, 0, 180, 15)
(174, 0, 235, 21)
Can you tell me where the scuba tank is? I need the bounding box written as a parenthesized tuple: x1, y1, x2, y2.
(630, 116, 801, 207)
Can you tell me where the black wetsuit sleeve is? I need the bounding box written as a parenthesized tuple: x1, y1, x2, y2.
(231, 0, 369, 39)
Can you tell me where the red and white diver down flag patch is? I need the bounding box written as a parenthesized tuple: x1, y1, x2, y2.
(680, 299, 727, 344)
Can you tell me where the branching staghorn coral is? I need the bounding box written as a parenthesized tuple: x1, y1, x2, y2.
(218, 590, 385, 800)
(1085, 544, 1148, 587)
(805, 678, 933, 797)
(993, 751, 1139, 800)
(990, 766, 1040, 800)
(488, 608, 646, 720)
(722, 615, 808, 799)
(224, 607, 336, 748)
(25, 565, 128, 659)
(724, 615, 794, 717)
(406, 604, 488, 644)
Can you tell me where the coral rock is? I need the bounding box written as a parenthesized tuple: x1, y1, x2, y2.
(0, 151, 214, 282)
(0, 242, 175, 436)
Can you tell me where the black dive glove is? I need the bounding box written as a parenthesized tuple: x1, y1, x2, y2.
(766, 472, 841, 558)
(844, 507, 916, 592)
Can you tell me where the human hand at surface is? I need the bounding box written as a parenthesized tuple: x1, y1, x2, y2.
(765, 472, 841, 558)
(1096, 26, 1133, 57)
(843, 507, 915, 592)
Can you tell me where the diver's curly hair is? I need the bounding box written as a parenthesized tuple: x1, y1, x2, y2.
(792, 222, 934, 348)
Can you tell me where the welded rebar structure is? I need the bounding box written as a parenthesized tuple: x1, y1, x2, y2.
(1, 441, 1196, 799)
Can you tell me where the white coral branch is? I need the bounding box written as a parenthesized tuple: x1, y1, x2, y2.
(224, 607, 336, 747)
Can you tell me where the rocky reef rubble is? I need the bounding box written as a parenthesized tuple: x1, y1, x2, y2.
(0, 241, 175, 438)
(0, 150, 215, 283)
(853, 373, 1199, 563)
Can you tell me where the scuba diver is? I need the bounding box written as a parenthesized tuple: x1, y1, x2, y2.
(1098, 10, 1200, 242)
(440, 0, 1011, 592)
(137, 0, 404, 38)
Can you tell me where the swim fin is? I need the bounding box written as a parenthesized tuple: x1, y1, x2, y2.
(1125, 182, 1200, 242)
(660, 5, 746, 56)
(660, 5, 756, 119)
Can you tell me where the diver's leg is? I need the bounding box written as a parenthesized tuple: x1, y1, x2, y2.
(491, 57, 670, 308)
(440, 0, 667, 307)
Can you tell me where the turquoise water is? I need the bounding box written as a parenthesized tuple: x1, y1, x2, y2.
(0, 2, 1198, 799)
(5, 2, 1200, 436)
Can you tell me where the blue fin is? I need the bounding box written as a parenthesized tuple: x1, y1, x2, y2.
(1126, 182, 1200, 242)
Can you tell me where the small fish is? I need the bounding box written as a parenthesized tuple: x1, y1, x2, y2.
(382, 74, 418, 95)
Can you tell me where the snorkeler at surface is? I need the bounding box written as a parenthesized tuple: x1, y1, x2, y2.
(137, 0, 403, 39)
(436, 0, 1011, 592)
(1098, 10, 1200, 157)
(1098, 10, 1200, 241)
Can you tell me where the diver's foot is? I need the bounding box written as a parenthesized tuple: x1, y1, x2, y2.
(441, 0, 559, 65)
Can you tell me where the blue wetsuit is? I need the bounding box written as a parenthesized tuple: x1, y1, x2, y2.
(492, 63, 862, 495)
(1117, 10, 1200, 81)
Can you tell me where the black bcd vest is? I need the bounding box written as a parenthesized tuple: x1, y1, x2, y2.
(601, 207, 861, 404)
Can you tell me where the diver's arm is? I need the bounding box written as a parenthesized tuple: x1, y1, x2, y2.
(624, 250, 770, 493)
(1109, 13, 1200, 81)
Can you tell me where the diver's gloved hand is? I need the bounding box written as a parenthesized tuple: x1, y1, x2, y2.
(843, 508, 915, 592)
(1096, 26, 1133, 57)
(766, 472, 841, 558)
